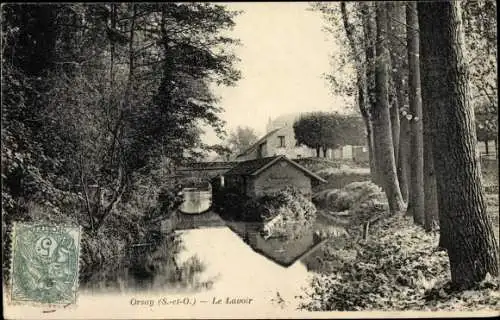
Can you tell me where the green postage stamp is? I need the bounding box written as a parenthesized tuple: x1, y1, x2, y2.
(9, 222, 81, 305)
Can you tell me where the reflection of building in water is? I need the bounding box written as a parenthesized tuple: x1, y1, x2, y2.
(226, 221, 325, 267)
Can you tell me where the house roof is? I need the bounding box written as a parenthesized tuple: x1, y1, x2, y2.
(223, 155, 327, 183)
(236, 128, 282, 158)
(177, 161, 237, 171)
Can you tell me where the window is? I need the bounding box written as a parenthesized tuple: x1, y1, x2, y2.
(278, 136, 285, 147)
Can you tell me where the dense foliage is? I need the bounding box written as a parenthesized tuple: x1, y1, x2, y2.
(300, 215, 500, 311)
(313, 181, 382, 210)
(1, 3, 240, 285)
(226, 126, 259, 157)
(462, 0, 497, 144)
(313, 180, 389, 234)
(259, 187, 317, 240)
(213, 187, 317, 239)
(293, 112, 366, 157)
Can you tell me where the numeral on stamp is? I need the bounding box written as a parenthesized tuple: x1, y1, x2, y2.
(10, 222, 81, 305)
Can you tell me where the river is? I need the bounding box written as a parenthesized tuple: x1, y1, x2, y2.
(175, 226, 316, 310)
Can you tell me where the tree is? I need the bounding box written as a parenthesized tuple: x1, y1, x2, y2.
(386, 3, 401, 166)
(314, 2, 378, 180)
(462, 0, 497, 115)
(227, 126, 259, 156)
(418, 1, 499, 289)
(294, 112, 329, 157)
(294, 112, 364, 158)
(2, 3, 241, 281)
(361, 2, 380, 184)
(372, 2, 405, 213)
(337, 114, 366, 146)
(387, 2, 410, 204)
(461, 0, 497, 159)
(475, 103, 498, 156)
(406, 2, 425, 225)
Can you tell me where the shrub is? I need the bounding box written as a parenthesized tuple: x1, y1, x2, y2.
(260, 187, 317, 240)
(348, 183, 388, 224)
(214, 187, 318, 238)
(298, 215, 500, 312)
(313, 171, 371, 193)
(80, 172, 185, 289)
(313, 180, 384, 209)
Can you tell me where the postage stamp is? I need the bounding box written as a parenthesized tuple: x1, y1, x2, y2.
(9, 222, 81, 305)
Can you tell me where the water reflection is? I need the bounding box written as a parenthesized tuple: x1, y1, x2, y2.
(80, 211, 339, 307)
(225, 221, 324, 267)
(81, 240, 214, 294)
(175, 227, 313, 309)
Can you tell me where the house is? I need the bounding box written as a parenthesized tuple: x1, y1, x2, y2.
(236, 116, 368, 161)
(222, 155, 326, 198)
(235, 126, 316, 161)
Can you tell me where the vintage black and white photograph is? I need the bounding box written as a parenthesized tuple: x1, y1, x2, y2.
(2, 1, 499, 318)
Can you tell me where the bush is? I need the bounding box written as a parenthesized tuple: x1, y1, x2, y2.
(312, 181, 389, 231)
(300, 215, 500, 312)
(349, 190, 388, 224)
(260, 187, 317, 240)
(313, 189, 351, 211)
(314, 181, 384, 211)
(214, 186, 318, 240)
(314, 171, 371, 193)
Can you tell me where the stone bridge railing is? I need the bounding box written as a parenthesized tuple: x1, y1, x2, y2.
(176, 161, 237, 182)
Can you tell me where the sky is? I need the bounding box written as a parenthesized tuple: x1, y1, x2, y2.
(203, 2, 347, 145)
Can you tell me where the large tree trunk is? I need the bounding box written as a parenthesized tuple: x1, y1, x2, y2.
(418, 4, 446, 247)
(341, 2, 377, 184)
(373, 2, 405, 213)
(364, 115, 377, 183)
(418, 4, 441, 236)
(418, 1, 499, 289)
(387, 2, 409, 205)
(389, 84, 400, 167)
(362, 2, 381, 187)
(386, 12, 400, 166)
(423, 131, 439, 233)
(398, 116, 410, 203)
(406, 2, 425, 225)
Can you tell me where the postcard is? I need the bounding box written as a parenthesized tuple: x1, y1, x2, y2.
(2, 2, 498, 319)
